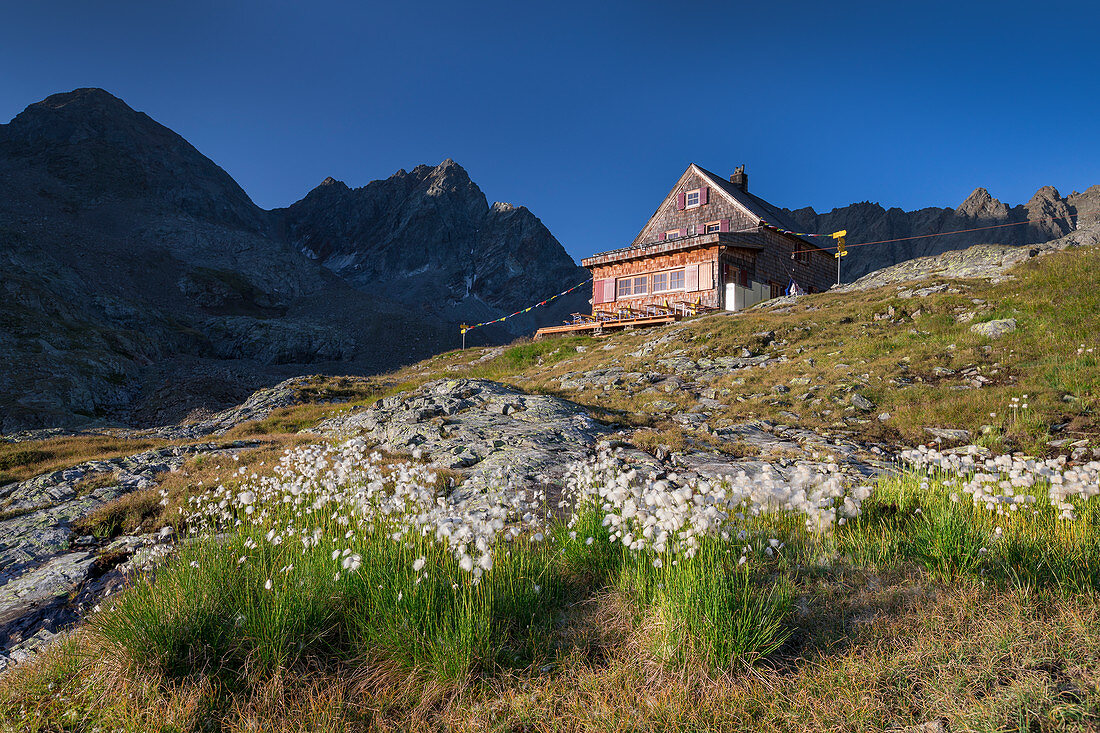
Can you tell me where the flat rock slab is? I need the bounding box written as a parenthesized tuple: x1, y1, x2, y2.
(969, 318, 1017, 339)
(315, 378, 611, 485)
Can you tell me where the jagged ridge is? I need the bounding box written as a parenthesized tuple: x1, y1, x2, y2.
(781, 185, 1100, 280)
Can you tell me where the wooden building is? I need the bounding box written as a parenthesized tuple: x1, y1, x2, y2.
(581, 164, 835, 314)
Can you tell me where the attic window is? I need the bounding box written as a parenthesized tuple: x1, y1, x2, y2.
(666, 229, 681, 240)
(685, 189, 701, 208)
(704, 222, 721, 234)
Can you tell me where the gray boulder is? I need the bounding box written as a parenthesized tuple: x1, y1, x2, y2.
(970, 318, 1017, 339)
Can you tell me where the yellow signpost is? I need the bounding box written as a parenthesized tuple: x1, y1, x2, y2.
(831, 230, 848, 285)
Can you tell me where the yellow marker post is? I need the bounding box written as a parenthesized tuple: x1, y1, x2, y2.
(460, 324, 469, 350)
(831, 230, 848, 285)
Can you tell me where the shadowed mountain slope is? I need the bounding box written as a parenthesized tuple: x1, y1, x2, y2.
(0, 89, 580, 431)
(277, 160, 589, 337)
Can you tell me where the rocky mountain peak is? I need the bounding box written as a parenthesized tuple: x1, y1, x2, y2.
(3, 88, 154, 151)
(1028, 185, 1062, 203)
(278, 159, 585, 336)
(21, 87, 132, 116)
(1025, 185, 1075, 238)
(303, 176, 350, 200)
(956, 187, 1009, 220)
(1, 87, 264, 231)
(424, 158, 477, 197)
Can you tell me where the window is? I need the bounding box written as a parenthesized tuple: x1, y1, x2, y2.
(666, 229, 680, 240)
(794, 247, 809, 263)
(669, 269, 685, 290)
(769, 282, 782, 299)
(652, 272, 669, 292)
(705, 222, 721, 234)
(617, 278, 632, 298)
(633, 276, 648, 295)
(685, 189, 700, 208)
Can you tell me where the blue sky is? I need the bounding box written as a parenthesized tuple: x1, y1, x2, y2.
(2, 0, 1097, 262)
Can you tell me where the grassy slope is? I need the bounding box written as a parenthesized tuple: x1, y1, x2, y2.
(0, 245, 1098, 732)
(384, 242, 1099, 454)
(5, 242, 1096, 487)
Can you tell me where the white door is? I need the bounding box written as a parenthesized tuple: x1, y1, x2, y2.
(724, 282, 738, 311)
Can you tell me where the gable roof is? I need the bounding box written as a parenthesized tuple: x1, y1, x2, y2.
(690, 163, 808, 235)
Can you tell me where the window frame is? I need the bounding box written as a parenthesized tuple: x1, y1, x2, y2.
(704, 222, 721, 234)
(632, 275, 649, 295)
(651, 271, 669, 293)
(668, 269, 686, 291)
(685, 188, 701, 208)
(616, 278, 632, 298)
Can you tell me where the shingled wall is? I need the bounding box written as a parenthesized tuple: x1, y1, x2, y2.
(585, 165, 838, 311)
(591, 246, 721, 310)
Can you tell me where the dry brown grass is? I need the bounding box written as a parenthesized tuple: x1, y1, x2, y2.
(0, 435, 168, 486)
(4, 573, 1097, 732)
(71, 469, 120, 496)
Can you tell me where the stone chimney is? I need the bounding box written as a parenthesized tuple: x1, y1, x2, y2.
(730, 165, 747, 192)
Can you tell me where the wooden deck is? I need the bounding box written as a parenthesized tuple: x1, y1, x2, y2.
(534, 300, 717, 338)
(535, 314, 678, 336)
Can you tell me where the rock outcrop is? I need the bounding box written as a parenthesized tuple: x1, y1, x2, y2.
(315, 378, 609, 486)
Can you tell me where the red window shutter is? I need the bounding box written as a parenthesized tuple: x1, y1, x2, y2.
(658, 232, 667, 242)
(677, 192, 686, 210)
(719, 219, 730, 233)
(700, 187, 709, 205)
(593, 278, 605, 304)
(740, 269, 749, 287)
